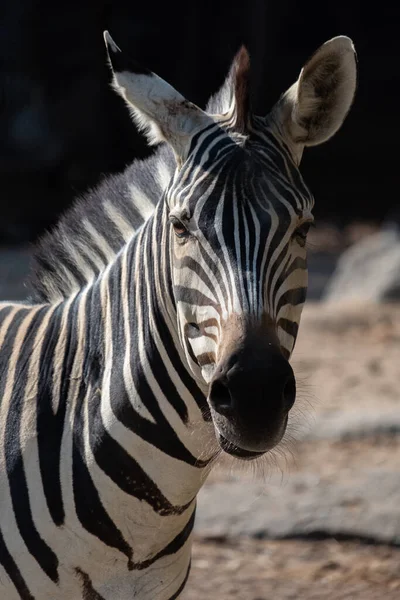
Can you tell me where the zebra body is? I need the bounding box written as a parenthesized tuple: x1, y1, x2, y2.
(0, 248, 211, 599)
(0, 32, 357, 599)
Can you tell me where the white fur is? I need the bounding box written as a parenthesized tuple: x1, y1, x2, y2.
(111, 70, 212, 164)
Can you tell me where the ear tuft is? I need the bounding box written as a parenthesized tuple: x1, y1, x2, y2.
(103, 30, 151, 76)
(103, 31, 120, 54)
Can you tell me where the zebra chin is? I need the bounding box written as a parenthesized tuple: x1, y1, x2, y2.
(213, 414, 289, 459)
(219, 435, 266, 460)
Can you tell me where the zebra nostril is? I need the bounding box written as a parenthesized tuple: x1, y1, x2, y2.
(188, 322, 199, 331)
(283, 374, 296, 411)
(209, 379, 233, 416)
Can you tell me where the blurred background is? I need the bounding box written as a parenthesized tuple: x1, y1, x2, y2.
(1, 1, 400, 597)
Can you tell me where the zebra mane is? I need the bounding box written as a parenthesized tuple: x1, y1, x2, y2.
(206, 46, 251, 134)
(29, 144, 175, 302)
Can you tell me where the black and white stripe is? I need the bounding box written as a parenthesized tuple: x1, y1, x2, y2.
(0, 32, 357, 599)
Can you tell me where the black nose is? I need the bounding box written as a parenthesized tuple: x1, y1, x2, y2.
(209, 351, 296, 420)
(283, 372, 296, 411)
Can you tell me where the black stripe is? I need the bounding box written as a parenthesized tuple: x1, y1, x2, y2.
(88, 388, 194, 515)
(272, 255, 307, 314)
(0, 304, 14, 322)
(252, 126, 310, 197)
(59, 298, 81, 403)
(270, 253, 292, 306)
(48, 250, 87, 291)
(276, 287, 307, 316)
(73, 247, 102, 279)
(110, 247, 207, 464)
(259, 182, 292, 287)
(143, 217, 189, 421)
(265, 245, 289, 309)
(286, 256, 307, 278)
(74, 511, 194, 597)
(200, 136, 240, 173)
(0, 308, 30, 391)
(107, 367, 176, 473)
(278, 318, 299, 339)
(174, 286, 221, 313)
(236, 191, 249, 308)
(36, 304, 66, 526)
(242, 176, 269, 306)
(0, 528, 35, 600)
(134, 506, 195, 570)
(240, 186, 260, 306)
(281, 347, 290, 361)
(167, 560, 192, 600)
(187, 122, 221, 157)
(72, 389, 134, 568)
(75, 568, 106, 600)
(147, 275, 209, 416)
(5, 306, 59, 584)
(174, 256, 217, 314)
(197, 239, 229, 307)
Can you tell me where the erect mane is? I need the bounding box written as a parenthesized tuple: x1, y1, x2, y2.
(29, 145, 175, 303)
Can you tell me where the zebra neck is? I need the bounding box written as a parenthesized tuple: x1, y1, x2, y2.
(91, 207, 216, 505)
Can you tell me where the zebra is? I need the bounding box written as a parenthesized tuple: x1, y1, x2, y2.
(0, 31, 357, 599)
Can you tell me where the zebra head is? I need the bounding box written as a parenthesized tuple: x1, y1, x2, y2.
(105, 32, 357, 458)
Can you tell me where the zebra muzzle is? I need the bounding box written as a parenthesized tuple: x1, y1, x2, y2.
(207, 334, 295, 455)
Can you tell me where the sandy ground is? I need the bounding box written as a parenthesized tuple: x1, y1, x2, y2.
(188, 538, 400, 599)
(186, 303, 400, 599)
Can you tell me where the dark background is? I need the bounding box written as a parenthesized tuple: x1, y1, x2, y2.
(0, 1, 398, 245)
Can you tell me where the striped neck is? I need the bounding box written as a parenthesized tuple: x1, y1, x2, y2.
(88, 200, 216, 505)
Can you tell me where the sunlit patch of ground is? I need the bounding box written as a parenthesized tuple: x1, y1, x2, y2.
(189, 303, 400, 600)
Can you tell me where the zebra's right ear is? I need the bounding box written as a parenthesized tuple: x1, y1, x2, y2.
(104, 32, 212, 165)
(273, 36, 357, 165)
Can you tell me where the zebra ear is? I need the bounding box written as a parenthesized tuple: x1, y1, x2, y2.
(206, 46, 251, 134)
(276, 36, 357, 164)
(104, 31, 211, 164)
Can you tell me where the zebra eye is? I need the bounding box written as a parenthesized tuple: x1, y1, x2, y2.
(294, 222, 313, 245)
(169, 216, 189, 239)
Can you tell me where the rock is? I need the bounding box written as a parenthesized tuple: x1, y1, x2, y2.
(323, 229, 400, 302)
(322, 229, 400, 302)
(304, 410, 400, 441)
(306, 252, 339, 300)
(196, 467, 400, 545)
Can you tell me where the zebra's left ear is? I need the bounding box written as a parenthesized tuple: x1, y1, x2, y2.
(275, 36, 357, 164)
(206, 46, 251, 134)
(104, 31, 212, 165)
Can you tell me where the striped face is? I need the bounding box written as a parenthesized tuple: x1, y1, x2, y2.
(106, 32, 357, 457)
(166, 126, 313, 456)
(168, 129, 314, 370)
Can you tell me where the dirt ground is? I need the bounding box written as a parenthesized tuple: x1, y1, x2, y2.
(186, 303, 400, 599)
(188, 538, 400, 600)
